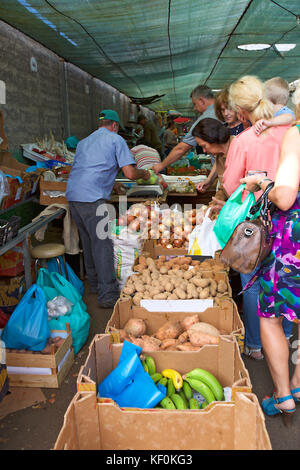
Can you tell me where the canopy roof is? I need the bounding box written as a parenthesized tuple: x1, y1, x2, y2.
(1, 0, 300, 114)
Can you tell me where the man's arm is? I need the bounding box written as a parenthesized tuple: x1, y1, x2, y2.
(122, 165, 150, 181)
(152, 141, 192, 174)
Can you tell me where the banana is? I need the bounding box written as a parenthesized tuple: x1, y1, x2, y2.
(184, 377, 216, 404)
(158, 377, 168, 387)
(150, 373, 162, 383)
(161, 369, 183, 391)
(183, 381, 193, 401)
(201, 401, 208, 409)
(178, 390, 189, 408)
(189, 398, 200, 409)
(184, 368, 224, 401)
(141, 359, 149, 373)
(145, 355, 156, 376)
(167, 378, 176, 397)
(160, 397, 176, 409)
(170, 393, 188, 409)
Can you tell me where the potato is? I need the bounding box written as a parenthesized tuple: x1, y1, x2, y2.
(134, 263, 146, 272)
(122, 285, 135, 296)
(167, 293, 178, 300)
(124, 318, 147, 337)
(153, 293, 168, 300)
(183, 270, 193, 280)
(192, 277, 206, 287)
(134, 282, 145, 293)
(217, 280, 228, 293)
(174, 288, 187, 300)
(132, 293, 143, 306)
(199, 287, 210, 299)
(160, 266, 168, 274)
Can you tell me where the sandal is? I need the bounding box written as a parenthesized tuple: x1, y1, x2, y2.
(291, 387, 300, 404)
(243, 345, 264, 361)
(262, 394, 296, 426)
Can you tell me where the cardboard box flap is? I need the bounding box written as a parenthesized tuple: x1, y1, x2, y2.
(73, 393, 102, 450)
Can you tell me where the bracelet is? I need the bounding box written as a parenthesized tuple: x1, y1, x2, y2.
(258, 177, 272, 189)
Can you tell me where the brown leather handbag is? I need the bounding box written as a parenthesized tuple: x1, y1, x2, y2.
(220, 183, 275, 274)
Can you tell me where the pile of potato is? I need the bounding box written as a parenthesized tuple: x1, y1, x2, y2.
(113, 314, 225, 352)
(122, 256, 229, 306)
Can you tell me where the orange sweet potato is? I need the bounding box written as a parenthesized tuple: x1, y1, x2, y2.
(154, 320, 184, 341)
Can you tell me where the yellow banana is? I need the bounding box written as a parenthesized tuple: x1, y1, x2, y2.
(161, 369, 183, 391)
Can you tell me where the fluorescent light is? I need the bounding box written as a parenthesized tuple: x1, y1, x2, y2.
(274, 44, 296, 52)
(237, 44, 270, 51)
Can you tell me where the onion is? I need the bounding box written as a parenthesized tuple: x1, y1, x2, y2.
(124, 318, 147, 337)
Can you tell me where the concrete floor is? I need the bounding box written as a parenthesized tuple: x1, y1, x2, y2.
(0, 284, 299, 450)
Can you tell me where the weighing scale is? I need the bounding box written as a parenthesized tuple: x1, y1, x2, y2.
(126, 184, 163, 197)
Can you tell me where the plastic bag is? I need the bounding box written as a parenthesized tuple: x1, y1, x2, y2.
(98, 341, 166, 409)
(213, 184, 256, 248)
(1, 284, 50, 351)
(47, 296, 73, 320)
(37, 269, 90, 354)
(46, 256, 84, 296)
(188, 208, 222, 256)
(0, 170, 9, 205)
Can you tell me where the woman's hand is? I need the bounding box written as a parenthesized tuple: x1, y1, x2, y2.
(208, 197, 226, 219)
(240, 174, 261, 192)
(196, 180, 211, 193)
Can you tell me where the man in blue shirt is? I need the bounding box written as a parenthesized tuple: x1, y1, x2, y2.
(66, 109, 150, 308)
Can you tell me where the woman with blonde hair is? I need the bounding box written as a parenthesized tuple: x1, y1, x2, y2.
(222, 75, 293, 360)
(240, 80, 300, 424)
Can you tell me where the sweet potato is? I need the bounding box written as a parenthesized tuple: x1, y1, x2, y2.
(180, 314, 199, 331)
(188, 330, 219, 347)
(160, 338, 178, 350)
(155, 320, 184, 341)
(188, 321, 220, 337)
(177, 331, 189, 344)
(176, 342, 201, 351)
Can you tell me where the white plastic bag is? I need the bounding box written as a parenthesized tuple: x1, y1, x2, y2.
(188, 208, 222, 257)
(0, 171, 9, 205)
(47, 296, 74, 320)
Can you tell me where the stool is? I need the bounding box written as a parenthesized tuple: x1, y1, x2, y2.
(31, 243, 68, 281)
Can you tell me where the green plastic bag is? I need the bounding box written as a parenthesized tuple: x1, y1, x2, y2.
(213, 184, 256, 248)
(37, 269, 90, 355)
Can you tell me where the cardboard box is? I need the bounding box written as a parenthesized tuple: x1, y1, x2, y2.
(5, 326, 74, 388)
(53, 334, 272, 450)
(0, 273, 26, 308)
(0, 243, 24, 277)
(54, 390, 271, 450)
(105, 297, 245, 352)
(141, 238, 187, 257)
(39, 175, 67, 206)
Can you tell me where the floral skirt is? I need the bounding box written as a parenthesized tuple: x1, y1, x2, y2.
(256, 192, 300, 322)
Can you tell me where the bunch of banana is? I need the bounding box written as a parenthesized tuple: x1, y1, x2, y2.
(182, 368, 224, 404)
(159, 380, 199, 409)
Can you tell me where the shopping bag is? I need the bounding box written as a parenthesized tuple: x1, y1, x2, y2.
(37, 269, 90, 354)
(47, 272, 90, 355)
(46, 256, 84, 296)
(213, 184, 256, 248)
(188, 208, 222, 256)
(1, 284, 50, 351)
(98, 341, 166, 408)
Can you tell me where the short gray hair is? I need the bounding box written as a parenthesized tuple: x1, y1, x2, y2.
(190, 85, 214, 100)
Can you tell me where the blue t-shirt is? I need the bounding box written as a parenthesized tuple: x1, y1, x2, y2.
(274, 106, 295, 119)
(182, 104, 219, 147)
(66, 128, 136, 202)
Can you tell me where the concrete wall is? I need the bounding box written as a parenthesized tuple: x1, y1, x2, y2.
(0, 20, 153, 160)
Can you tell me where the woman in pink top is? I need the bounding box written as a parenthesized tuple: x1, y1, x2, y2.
(223, 75, 292, 360)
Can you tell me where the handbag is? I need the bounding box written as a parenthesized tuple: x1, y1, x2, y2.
(220, 182, 275, 274)
(213, 184, 256, 248)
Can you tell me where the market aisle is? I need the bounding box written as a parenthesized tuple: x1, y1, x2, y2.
(0, 282, 113, 450)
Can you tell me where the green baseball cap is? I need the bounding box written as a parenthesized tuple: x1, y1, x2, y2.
(98, 109, 120, 123)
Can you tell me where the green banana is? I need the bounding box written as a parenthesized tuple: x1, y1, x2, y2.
(158, 377, 168, 387)
(189, 398, 200, 409)
(141, 359, 149, 373)
(183, 381, 193, 401)
(184, 368, 224, 401)
(167, 378, 176, 397)
(178, 390, 189, 409)
(160, 397, 176, 409)
(170, 393, 188, 410)
(184, 377, 216, 404)
(145, 355, 156, 376)
(201, 401, 208, 409)
(150, 373, 162, 383)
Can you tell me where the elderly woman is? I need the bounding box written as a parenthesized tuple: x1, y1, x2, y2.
(240, 81, 300, 424)
(222, 75, 293, 360)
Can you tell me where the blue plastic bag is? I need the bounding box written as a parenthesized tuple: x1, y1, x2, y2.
(98, 341, 166, 408)
(46, 256, 84, 296)
(2, 284, 50, 351)
(37, 269, 90, 355)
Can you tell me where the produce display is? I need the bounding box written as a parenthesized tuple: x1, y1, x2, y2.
(167, 179, 196, 194)
(117, 204, 207, 250)
(113, 313, 225, 352)
(30, 131, 75, 163)
(134, 254, 227, 273)
(141, 355, 224, 409)
(5, 335, 65, 355)
(121, 256, 229, 306)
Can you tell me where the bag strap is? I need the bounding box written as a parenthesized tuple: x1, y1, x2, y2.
(246, 182, 275, 221)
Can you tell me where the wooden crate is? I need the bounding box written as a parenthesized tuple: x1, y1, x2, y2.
(5, 325, 74, 388)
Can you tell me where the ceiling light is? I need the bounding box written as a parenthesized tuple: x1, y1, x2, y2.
(237, 44, 270, 51)
(274, 44, 296, 52)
